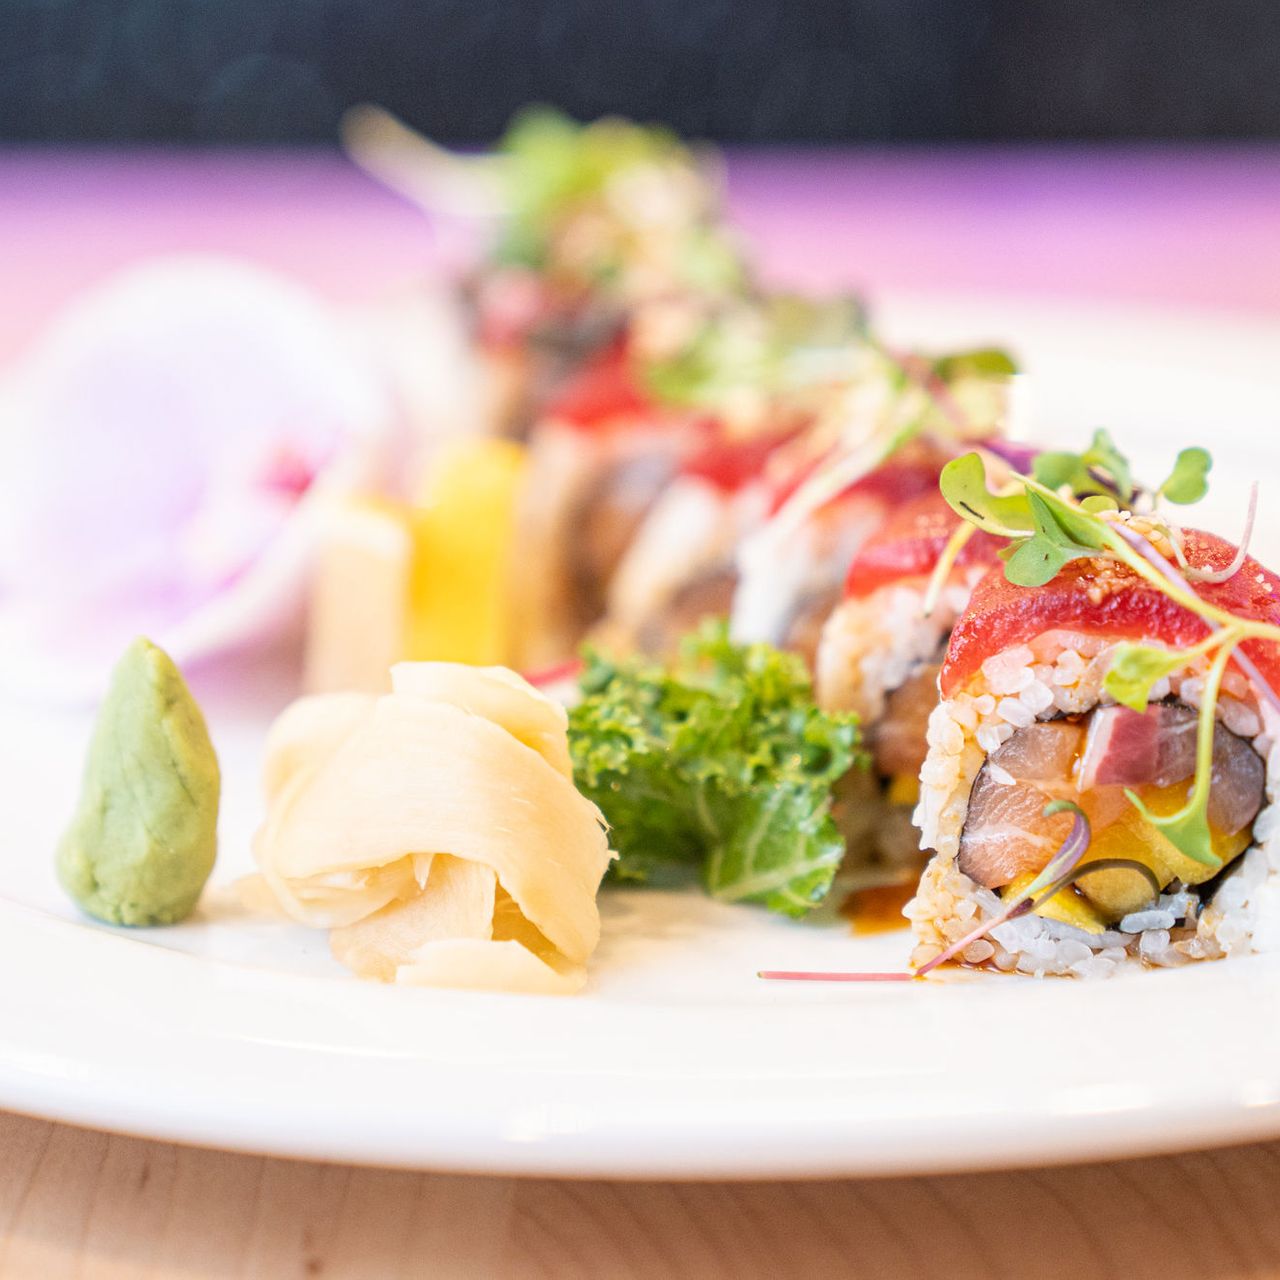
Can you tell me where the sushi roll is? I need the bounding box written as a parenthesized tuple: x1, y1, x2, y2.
(508, 334, 696, 668)
(600, 419, 803, 657)
(513, 292, 865, 667)
(599, 293, 867, 656)
(815, 488, 1001, 873)
(462, 109, 745, 437)
(731, 346, 1018, 666)
(732, 442, 957, 667)
(911, 518, 1280, 977)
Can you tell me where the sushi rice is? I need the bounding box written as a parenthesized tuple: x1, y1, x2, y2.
(816, 568, 990, 724)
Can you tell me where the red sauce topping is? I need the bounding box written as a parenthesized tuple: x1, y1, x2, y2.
(843, 488, 1001, 599)
(681, 421, 806, 494)
(767, 441, 950, 518)
(941, 528, 1280, 697)
(545, 340, 657, 429)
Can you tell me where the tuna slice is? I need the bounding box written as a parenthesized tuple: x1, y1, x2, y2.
(1078, 703, 1263, 835)
(1078, 703, 1195, 790)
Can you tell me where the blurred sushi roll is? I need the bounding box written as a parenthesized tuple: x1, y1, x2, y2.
(601, 420, 803, 658)
(461, 109, 746, 438)
(815, 488, 1001, 875)
(910, 529, 1280, 977)
(598, 294, 868, 657)
(730, 346, 1019, 668)
(508, 330, 697, 669)
(733, 442, 956, 667)
(511, 291, 866, 668)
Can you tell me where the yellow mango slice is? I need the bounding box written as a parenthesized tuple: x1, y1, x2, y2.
(406, 438, 527, 666)
(1005, 870, 1108, 935)
(1076, 784, 1250, 919)
(886, 773, 920, 807)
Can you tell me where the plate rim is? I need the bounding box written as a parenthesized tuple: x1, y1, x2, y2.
(4, 897, 1280, 1178)
(9, 291, 1280, 1178)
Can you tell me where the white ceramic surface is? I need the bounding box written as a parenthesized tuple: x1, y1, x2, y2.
(4, 293, 1280, 1178)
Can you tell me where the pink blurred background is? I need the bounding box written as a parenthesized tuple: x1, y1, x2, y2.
(2, 147, 1276, 366)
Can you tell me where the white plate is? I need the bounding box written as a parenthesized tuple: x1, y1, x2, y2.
(5, 293, 1280, 1179)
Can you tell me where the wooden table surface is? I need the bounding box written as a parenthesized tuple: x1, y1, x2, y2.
(2, 1112, 1278, 1279)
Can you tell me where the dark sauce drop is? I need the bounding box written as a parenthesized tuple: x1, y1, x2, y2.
(840, 881, 915, 935)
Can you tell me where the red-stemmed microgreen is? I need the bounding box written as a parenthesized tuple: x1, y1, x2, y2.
(914, 800, 1092, 975)
(757, 803, 1172, 982)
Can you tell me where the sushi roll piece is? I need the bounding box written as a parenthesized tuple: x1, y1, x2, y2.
(911, 517, 1280, 977)
(462, 109, 746, 437)
(600, 419, 804, 657)
(730, 346, 1018, 667)
(731, 440, 962, 667)
(512, 292, 865, 667)
(599, 293, 868, 656)
(508, 334, 697, 668)
(814, 488, 1001, 874)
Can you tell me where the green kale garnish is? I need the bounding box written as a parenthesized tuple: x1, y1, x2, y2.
(569, 622, 862, 917)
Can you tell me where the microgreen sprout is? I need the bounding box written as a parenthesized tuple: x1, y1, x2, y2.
(881, 346, 1015, 436)
(920, 521, 978, 618)
(754, 344, 1018, 552)
(1158, 446, 1213, 505)
(1032, 429, 1134, 505)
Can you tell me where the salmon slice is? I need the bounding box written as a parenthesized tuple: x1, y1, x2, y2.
(958, 771, 1074, 889)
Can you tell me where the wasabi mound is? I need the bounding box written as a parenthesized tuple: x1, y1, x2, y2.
(57, 638, 220, 925)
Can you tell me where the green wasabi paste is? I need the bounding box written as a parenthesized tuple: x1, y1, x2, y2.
(57, 637, 220, 926)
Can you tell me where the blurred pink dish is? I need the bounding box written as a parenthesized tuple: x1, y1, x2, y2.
(0, 255, 394, 701)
